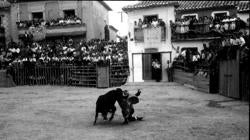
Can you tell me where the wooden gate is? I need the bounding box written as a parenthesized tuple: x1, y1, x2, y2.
(219, 59, 240, 99)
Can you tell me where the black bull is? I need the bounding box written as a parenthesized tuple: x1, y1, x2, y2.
(93, 88, 142, 125)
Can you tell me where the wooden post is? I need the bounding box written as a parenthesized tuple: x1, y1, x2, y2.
(97, 63, 110, 88)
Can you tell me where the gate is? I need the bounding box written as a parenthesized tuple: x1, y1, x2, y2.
(219, 52, 240, 98)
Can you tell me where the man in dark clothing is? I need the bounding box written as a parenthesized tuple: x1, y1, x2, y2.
(104, 24, 110, 41)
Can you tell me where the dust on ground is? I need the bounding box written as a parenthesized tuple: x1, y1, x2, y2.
(0, 82, 249, 140)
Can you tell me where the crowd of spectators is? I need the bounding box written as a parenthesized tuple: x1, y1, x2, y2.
(170, 16, 249, 38)
(0, 38, 128, 69)
(16, 15, 83, 29)
(173, 29, 249, 76)
(134, 18, 166, 29)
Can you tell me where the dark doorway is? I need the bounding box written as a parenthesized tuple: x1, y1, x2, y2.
(142, 53, 162, 81)
(144, 15, 158, 24)
(151, 53, 161, 81)
(64, 9, 76, 18)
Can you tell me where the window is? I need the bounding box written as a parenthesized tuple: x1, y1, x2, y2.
(181, 13, 198, 19)
(211, 11, 229, 19)
(144, 15, 158, 23)
(32, 12, 43, 20)
(63, 9, 75, 18)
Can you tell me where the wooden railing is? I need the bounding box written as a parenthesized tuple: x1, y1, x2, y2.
(110, 64, 129, 87)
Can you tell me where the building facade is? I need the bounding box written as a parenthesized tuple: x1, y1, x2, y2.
(109, 25, 118, 42)
(0, 0, 11, 47)
(172, 1, 247, 60)
(2, 0, 111, 43)
(123, 2, 178, 82)
(123, 1, 249, 83)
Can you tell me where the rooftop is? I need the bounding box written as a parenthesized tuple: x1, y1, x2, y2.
(123, 1, 241, 12)
(109, 25, 118, 32)
(237, 1, 250, 13)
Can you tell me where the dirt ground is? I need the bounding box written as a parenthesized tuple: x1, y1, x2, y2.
(0, 82, 249, 140)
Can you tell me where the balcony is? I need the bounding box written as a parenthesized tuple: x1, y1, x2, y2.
(46, 23, 86, 37)
(171, 29, 222, 42)
(134, 26, 166, 43)
(170, 17, 248, 42)
(17, 18, 86, 41)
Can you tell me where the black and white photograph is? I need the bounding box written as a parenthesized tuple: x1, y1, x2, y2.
(0, 0, 249, 139)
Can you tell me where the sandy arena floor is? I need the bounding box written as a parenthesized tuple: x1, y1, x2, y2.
(0, 82, 249, 140)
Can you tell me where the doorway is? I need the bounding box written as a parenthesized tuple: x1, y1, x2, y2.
(132, 52, 171, 82)
(142, 53, 161, 81)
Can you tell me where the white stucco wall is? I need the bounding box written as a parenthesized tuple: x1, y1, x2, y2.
(172, 41, 210, 59)
(237, 13, 249, 22)
(109, 29, 117, 41)
(126, 6, 175, 82)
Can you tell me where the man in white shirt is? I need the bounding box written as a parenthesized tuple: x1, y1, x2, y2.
(151, 18, 158, 28)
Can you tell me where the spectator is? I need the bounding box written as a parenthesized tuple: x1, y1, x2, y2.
(222, 16, 230, 32)
(204, 16, 210, 33)
(166, 60, 173, 82)
(229, 16, 236, 31)
(180, 18, 185, 34)
(184, 17, 190, 33)
(238, 32, 246, 47)
(189, 17, 196, 31)
(151, 18, 158, 27)
(175, 18, 181, 33)
(134, 21, 138, 29)
(158, 19, 165, 27)
(198, 17, 204, 33)
(142, 18, 148, 28)
(138, 18, 143, 29)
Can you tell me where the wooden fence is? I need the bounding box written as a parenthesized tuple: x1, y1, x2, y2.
(10, 64, 129, 88)
(173, 68, 210, 93)
(110, 64, 129, 87)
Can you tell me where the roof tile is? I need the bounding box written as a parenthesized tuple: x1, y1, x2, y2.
(237, 1, 250, 12)
(123, 1, 241, 12)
